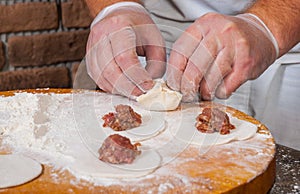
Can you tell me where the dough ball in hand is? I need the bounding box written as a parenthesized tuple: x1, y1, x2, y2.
(137, 79, 182, 111)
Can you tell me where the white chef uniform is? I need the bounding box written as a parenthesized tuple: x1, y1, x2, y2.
(142, 0, 300, 150)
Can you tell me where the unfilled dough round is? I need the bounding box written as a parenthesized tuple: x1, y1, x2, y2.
(170, 106, 258, 146)
(0, 154, 42, 188)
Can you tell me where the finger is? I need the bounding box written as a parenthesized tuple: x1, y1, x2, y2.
(215, 34, 252, 99)
(101, 57, 144, 97)
(144, 45, 166, 79)
(93, 34, 141, 97)
(200, 48, 233, 100)
(85, 35, 113, 92)
(180, 62, 202, 102)
(215, 67, 248, 99)
(180, 36, 217, 102)
(85, 30, 98, 78)
(98, 52, 143, 98)
(166, 52, 187, 91)
(109, 27, 154, 93)
(85, 55, 112, 92)
(134, 24, 167, 79)
(167, 27, 203, 91)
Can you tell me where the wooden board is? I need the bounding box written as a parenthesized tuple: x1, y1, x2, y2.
(0, 89, 276, 193)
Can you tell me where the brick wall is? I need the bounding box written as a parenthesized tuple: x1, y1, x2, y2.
(0, 0, 93, 91)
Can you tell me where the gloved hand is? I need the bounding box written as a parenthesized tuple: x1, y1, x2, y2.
(86, 2, 166, 99)
(166, 12, 279, 102)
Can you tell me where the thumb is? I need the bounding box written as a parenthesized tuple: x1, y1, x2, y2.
(145, 45, 166, 79)
(134, 24, 167, 79)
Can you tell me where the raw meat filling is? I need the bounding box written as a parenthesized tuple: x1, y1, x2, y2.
(102, 105, 142, 131)
(98, 134, 141, 164)
(195, 107, 235, 135)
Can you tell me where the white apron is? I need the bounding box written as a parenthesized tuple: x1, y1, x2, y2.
(142, 0, 300, 150)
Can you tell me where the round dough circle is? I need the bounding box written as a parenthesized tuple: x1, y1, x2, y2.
(170, 106, 258, 146)
(70, 147, 162, 178)
(75, 93, 167, 144)
(100, 111, 166, 142)
(72, 92, 164, 178)
(0, 154, 42, 188)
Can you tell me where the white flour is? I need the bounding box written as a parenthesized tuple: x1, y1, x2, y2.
(0, 92, 186, 186)
(0, 91, 276, 192)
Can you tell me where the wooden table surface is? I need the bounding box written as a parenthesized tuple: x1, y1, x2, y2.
(0, 89, 277, 193)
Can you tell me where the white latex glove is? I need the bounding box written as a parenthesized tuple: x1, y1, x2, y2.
(86, 2, 166, 98)
(166, 12, 279, 102)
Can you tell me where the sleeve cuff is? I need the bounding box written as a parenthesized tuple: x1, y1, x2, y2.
(91, 2, 146, 28)
(237, 13, 279, 58)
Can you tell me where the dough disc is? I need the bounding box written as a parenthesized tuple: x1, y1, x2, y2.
(77, 93, 167, 144)
(0, 154, 42, 188)
(170, 107, 258, 146)
(69, 146, 162, 178)
(100, 111, 166, 142)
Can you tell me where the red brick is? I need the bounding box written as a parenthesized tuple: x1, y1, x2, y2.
(0, 67, 70, 91)
(8, 30, 89, 67)
(0, 42, 5, 71)
(0, 2, 58, 33)
(61, 0, 93, 28)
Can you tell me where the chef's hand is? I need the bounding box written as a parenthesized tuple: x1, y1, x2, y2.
(86, 3, 166, 98)
(167, 12, 279, 102)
